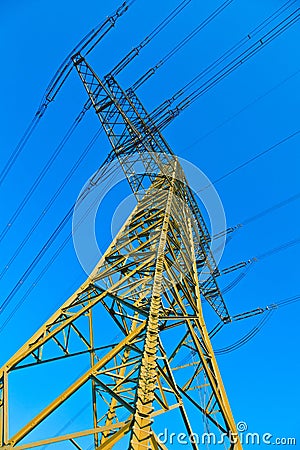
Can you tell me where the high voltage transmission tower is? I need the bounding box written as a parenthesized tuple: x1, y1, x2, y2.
(0, 53, 243, 450)
(1, 1, 299, 449)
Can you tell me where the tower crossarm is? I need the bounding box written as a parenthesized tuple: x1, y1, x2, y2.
(73, 54, 176, 198)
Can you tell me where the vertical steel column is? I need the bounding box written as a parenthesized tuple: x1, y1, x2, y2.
(0, 370, 9, 447)
(129, 164, 176, 449)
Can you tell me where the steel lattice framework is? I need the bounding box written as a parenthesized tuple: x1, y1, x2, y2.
(0, 55, 242, 449)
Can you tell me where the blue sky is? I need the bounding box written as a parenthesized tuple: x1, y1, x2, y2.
(0, 0, 300, 447)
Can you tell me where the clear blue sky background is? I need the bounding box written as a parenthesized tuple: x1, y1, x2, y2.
(0, 0, 300, 447)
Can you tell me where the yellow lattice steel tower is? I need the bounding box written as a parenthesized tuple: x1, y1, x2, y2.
(0, 55, 242, 449)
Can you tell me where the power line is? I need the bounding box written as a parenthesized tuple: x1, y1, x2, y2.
(134, 0, 296, 94)
(3, 1, 296, 275)
(214, 130, 300, 185)
(0, 206, 73, 316)
(178, 6, 299, 103)
(183, 66, 300, 151)
(215, 310, 274, 354)
(150, 6, 300, 128)
(0, 0, 134, 187)
(0, 231, 73, 333)
(257, 236, 300, 260)
(242, 191, 300, 226)
(3, 128, 298, 326)
(0, 115, 40, 187)
(0, 101, 91, 243)
(0, 0, 192, 244)
(222, 265, 253, 294)
(4, 0, 298, 338)
(0, 128, 102, 281)
(222, 235, 300, 294)
(275, 294, 300, 308)
(110, 0, 193, 78)
(196, 128, 300, 193)
(131, 0, 235, 90)
(3, 128, 298, 323)
(0, 158, 122, 329)
(215, 293, 300, 354)
(218, 192, 300, 248)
